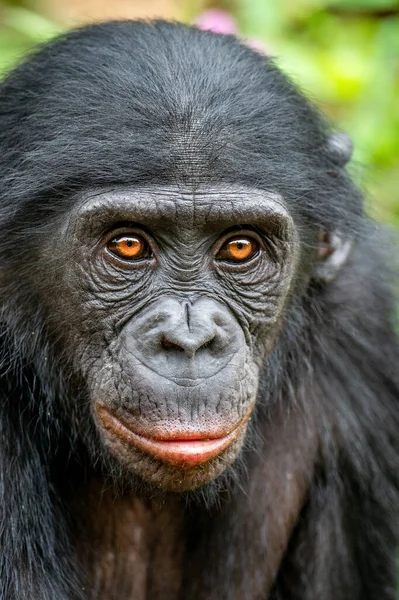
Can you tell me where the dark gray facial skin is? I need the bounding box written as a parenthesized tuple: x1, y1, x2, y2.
(44, 184, 299, 491)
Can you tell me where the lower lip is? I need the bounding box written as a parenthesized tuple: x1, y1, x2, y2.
(96, 406, 244, 467)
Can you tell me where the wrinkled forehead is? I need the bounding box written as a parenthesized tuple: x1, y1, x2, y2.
(72, 184, 291, 235)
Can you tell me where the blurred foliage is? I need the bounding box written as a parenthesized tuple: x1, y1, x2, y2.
(0, 2, 62, 69)
(0, 0, 398, 225)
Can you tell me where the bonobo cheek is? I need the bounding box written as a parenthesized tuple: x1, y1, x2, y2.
(92, 296, 259, 489)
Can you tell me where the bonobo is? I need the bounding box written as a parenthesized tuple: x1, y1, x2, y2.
(0, 20, 398, 600)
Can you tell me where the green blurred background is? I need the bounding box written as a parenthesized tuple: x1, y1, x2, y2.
(0, 0, 398, 226)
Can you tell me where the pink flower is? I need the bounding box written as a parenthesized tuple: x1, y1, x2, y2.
(195, 9, 270, 55)
(195, 9, 238, 35)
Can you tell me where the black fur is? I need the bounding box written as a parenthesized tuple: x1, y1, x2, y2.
(0, 20, 398, 599)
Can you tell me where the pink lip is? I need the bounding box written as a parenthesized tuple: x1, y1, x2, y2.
(96, 405, 246, 467)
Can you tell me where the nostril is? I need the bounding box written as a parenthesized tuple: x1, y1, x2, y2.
(160, 331, 216, 356)
(161, 336, 186, 352)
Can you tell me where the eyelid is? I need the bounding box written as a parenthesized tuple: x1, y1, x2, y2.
(213, 228, 263, 262)
(217, 236, 259, 263)
(102, 225, 157, 266)
(108, 234, 150, 260)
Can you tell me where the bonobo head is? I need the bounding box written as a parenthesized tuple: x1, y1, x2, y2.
(0, 21, 360, 492)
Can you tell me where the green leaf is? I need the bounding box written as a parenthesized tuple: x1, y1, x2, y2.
(3, 6, 63, 41)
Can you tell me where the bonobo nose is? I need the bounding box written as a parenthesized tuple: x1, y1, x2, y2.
(160, 302, 217, 357)
(124, 296, 244, 380)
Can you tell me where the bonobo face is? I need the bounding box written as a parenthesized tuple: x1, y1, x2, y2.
(51, 184, 299, 491)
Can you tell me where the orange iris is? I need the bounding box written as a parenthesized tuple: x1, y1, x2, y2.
(108, 235, 148, 260)
(218, 236, 259, 263)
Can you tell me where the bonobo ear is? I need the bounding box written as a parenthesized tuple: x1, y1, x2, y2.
(313, 133, 354, 283)
(313, 231, 353, 283)
(324, 132, 354, 167)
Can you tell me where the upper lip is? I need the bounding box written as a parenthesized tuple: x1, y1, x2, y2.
(127, 350, 238, 387)
(96, 404, 250, 468)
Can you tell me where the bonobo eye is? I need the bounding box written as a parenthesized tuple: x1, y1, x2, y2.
(217, 236, 259, 263)
(107, 235, 151, 261)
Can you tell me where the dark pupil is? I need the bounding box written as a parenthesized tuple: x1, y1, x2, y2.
(126, 240, 133, 247)
(236, 242, 244, 249)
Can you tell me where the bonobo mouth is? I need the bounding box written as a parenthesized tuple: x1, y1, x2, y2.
(96, 404, 251, 467)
